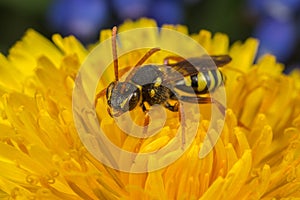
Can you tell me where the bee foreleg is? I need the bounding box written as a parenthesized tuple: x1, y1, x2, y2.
(140, 102, 150, 136)
(143, 111, 150, 136)
(94, 88, 107, 106)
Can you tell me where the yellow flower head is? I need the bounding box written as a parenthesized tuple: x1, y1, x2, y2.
(0, 18, 300, 200)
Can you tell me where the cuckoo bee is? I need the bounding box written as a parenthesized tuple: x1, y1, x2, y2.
(95, 26, 231, 144)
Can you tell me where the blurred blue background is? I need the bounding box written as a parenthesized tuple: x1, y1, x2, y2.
(0, 0, 299, 71)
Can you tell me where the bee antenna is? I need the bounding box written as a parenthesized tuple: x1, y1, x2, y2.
(112, 26, 119, 81)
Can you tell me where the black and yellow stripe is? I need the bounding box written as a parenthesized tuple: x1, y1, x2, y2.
(175, 69, 224, 94)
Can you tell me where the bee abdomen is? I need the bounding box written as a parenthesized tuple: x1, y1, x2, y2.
(175, 70, 224, 94)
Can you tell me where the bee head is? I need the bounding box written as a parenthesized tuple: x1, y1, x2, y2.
(106, 81, 141, 117)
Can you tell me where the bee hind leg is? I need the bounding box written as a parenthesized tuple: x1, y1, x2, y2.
(178, 102, 186, 150)
(179, 95, 226, 115)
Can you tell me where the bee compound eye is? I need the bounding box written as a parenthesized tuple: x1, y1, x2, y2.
(106, 82, 116, 97)
(128, 90, 140, 111)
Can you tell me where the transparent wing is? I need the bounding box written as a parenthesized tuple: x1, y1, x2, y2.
(160, 55, 231, 83)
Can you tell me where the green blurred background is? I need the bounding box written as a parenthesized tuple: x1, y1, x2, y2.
(0, 0, 51, 54)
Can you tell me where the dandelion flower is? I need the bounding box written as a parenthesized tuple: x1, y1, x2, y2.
(0, 18, 300, 200)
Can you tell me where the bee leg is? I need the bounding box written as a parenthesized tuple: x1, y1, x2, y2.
(143, 112, 150, 136)
(94, 88, 107, 106)
(179, 102, 186, 150)
(179, 96, 250, 130)
(133, 102, 150, 152)
(141, 102, 150, 136)
(179, 95, 212, 103)
(164, 101, 186, 149)
(179, 96, 226, 114)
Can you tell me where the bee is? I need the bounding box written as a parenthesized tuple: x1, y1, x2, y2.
(95, 26, 231, 146)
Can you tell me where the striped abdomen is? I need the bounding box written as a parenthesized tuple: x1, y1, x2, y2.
(175, 69, 224, 94)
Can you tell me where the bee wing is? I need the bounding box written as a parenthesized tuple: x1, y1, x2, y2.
(160, 55, 231, 83)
